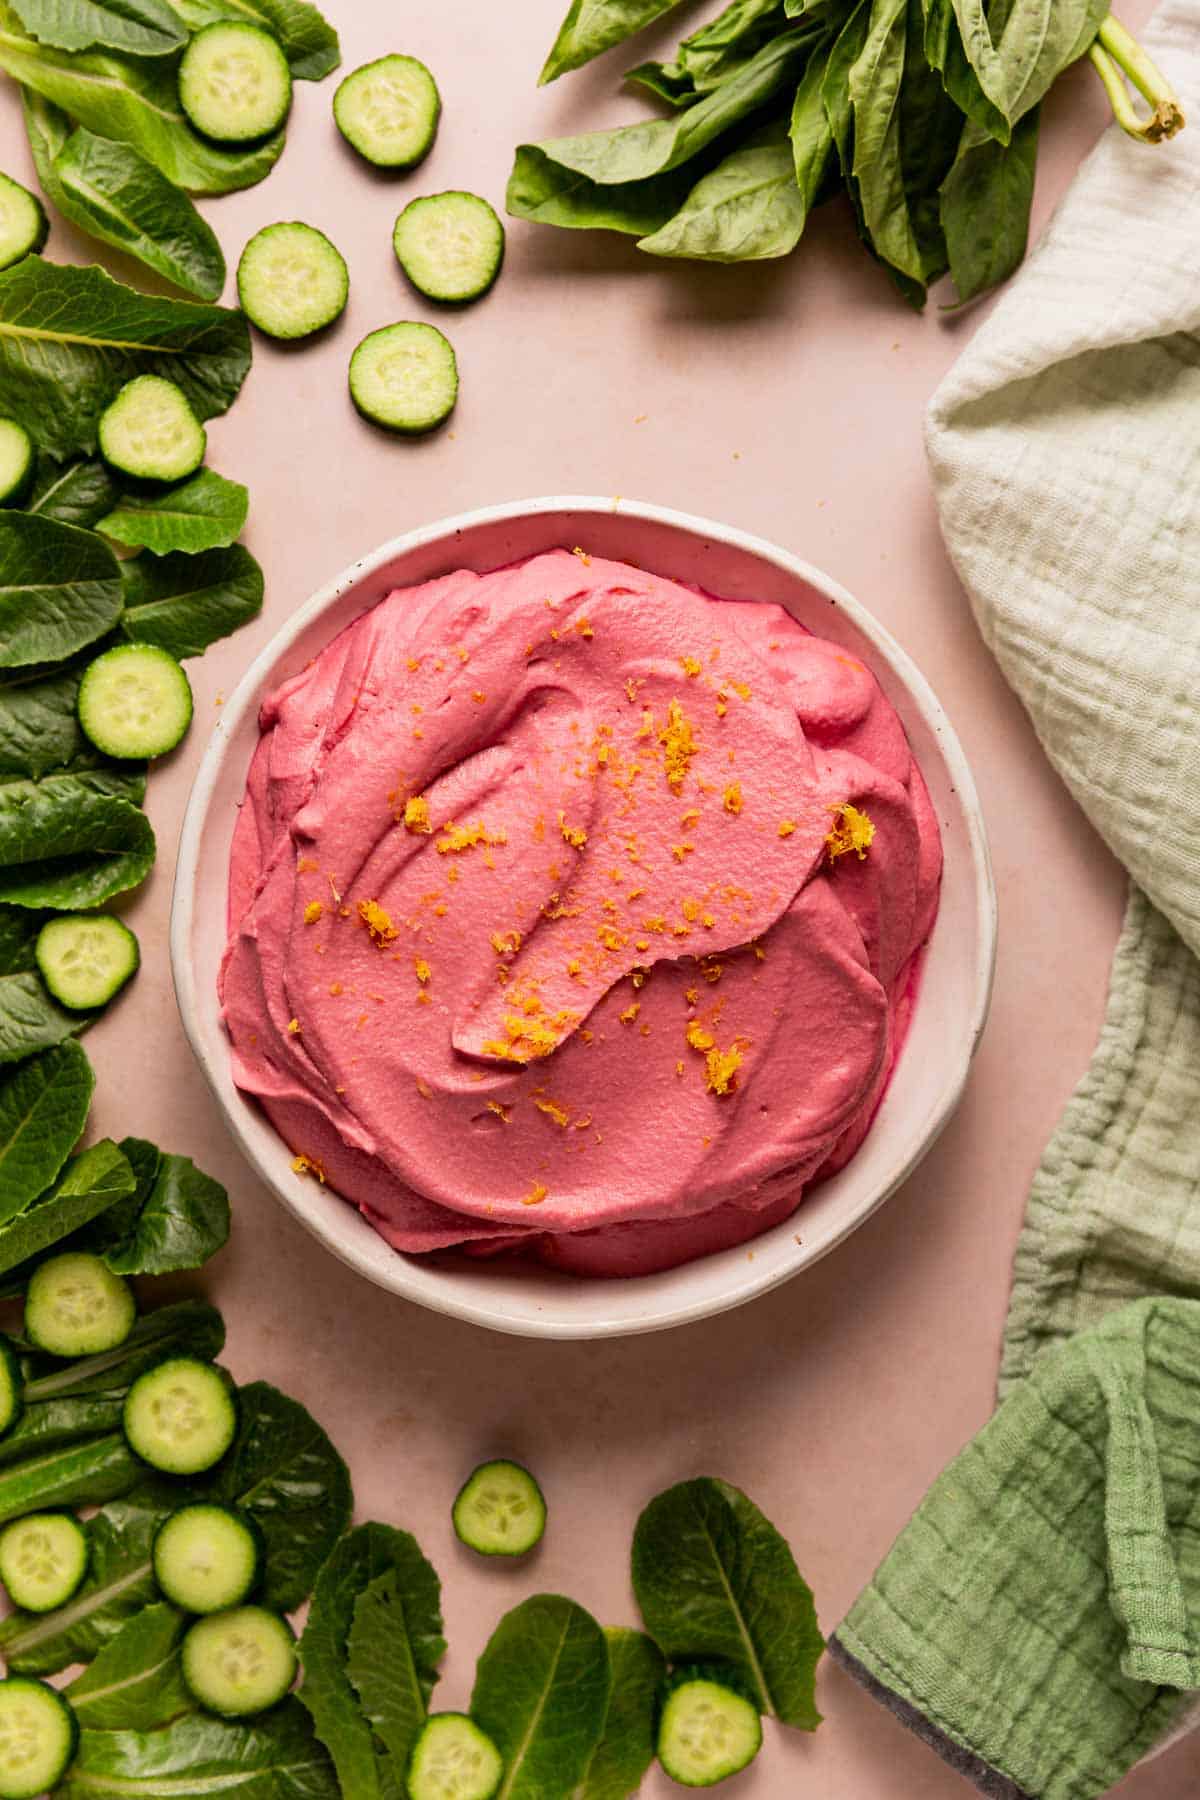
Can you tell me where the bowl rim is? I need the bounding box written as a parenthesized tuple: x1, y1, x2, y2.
(170, 495, 997, 1338)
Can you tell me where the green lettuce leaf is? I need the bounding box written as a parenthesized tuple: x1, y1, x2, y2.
(10, 0, 185, 55)
(0, 670, 93, 780)
(0, 6, 285, 194)
(0, 773, 156, 911)
(0, 1038, 93, 1220)
(346, 1552, 446, 1779)
(0, 1392, 124, 1467)
(209, 1381, 352, 1613)
(539, 0, 684, 84)
(0, 970, 77, 1063)
(99, 468, 249, 553)
(0, 1136, 133, 1270)
(470, 1595, 611, 1800)
(299, 1523, 444, 1800)
(631, 1476, 823, 1729)
(66, 1603, 192, 1730)
(23, 90, 225, 299)
(120, 543, 263, 658)
(0, 511, 123, 669)
(170, 0, 338, 77)
(22, 1297, 225, 1398)
(91, 1135, 230, 1273)
(58, 1698, 339, 1798)
(170, 0, 338, 79)
(27, 453, 120, 527)
(0, 259, 251, 459)
(576, 1628, 665, 1800)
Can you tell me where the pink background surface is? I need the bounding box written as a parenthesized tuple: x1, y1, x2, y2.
(3, 2, 1196, 1792)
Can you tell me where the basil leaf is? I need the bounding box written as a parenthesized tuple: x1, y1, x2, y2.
(628, 0, 789, 104)
(210, 1381, 352, 1612)
(470, 1595, 610, 1800)
(0, 775, 156, 911)
(0, 1039, 93, 1220)
(10, 0, 185, 55)
(24, 90, 225, 299)
(97, 1130, 228, 1274)
(59, 1697, 338, 1798)
(0, 10, 285, 195)
(948, 0, 1106, 129)
(539, 0, 684, 85)
(121, 543, 263, 658)
(21, 1298, 225, 1397)
(639, 119, 809, 261)
(790, 33, 835, 207)
(0, 512, 123, 670)
(299, 1522, 444, 1800)
(66, 1603, 192, 1731)
(346, 1555, 446, 1777)
(631, 1476, 823, 1728)
(506, 148, 699, 235)
(0, 259, 250, 459)
(99, 468, 248, 554)
(923, 0, 1010, 142)
(169, 0, 338, 79)
(27, 453, 120, 528)
(0, 1137, 134, 1273)
(849, 0, 929, 289)
(576, 1628, 665, 1800)
(822, 0, 870, 169)
(0, 970, 77, 1063)
(940, 105, 1038, 299)
(519, 24, 816, 187)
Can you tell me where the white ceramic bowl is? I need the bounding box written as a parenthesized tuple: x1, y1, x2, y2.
(171, 498, 996, 1340)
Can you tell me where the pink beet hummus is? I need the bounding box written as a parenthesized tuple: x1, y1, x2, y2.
(221, 551, 942, 1277)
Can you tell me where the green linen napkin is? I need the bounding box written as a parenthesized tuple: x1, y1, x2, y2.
(832, 0, 1200, 1790)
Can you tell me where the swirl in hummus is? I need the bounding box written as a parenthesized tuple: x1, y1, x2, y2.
(221, 550, 942, 1277)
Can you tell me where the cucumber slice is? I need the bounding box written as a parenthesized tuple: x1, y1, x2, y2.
(98, 375, 206, 483)
(237, 222, 348, 340)
(0, 420, 34, 508)
(334, 54, 440, 168)
(153, 1504, 262, 1614)
(657, 1671, 762, 1787)
(407, 1715, 503, 1800)
(178, 23, 292, 145)
(181, 1607, 296, 1717)
(349, 322, 457, 435)
(452, 1460, 545, 1557)
(124, 1357, 237, 1475)
(24, 1253, 136, 1358)
(0, 1514, 88, 1614)
(35, 914, 140, 1012)
(0, 174, 48, 272)
(0, 1338, 21, 1440)
(0, 1679, 78, 1799)
(393, 193, 505, 304)
(77, 643, 194, 761)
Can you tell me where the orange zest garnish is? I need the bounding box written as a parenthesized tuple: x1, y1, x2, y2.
(522, 1180, 549, 1206)
(723, 783, 743, 815)
(292, 1153, 326, 1182)
(826, 802, 876, 861)
(358, 899, 397, 945)
(303, 900, 324, 924)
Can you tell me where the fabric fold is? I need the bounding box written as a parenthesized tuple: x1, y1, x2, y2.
(833, 1301, 1200, 1800)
